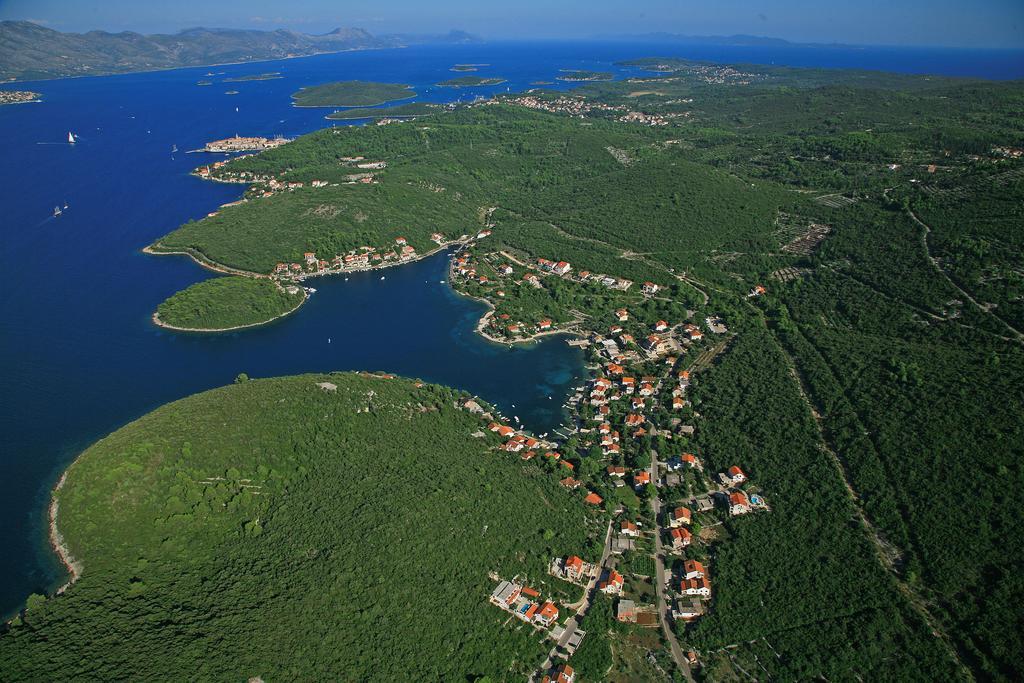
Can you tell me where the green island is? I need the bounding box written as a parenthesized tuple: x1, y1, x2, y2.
(325, 101, 440, 120)
(154, 276, 306, 331)
(195, 80, 212, 86)
(11, 54, 1024, 681)
(556, 70, 613, 82)
(223, 71, 282, 82)
(437, 75, 507, 87)
(0, 373, 592, 680)
(291, 80, 416, 107)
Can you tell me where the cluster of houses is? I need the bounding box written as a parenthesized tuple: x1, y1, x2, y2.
(549, 555, 598, 586)
(617, 111, 669, 126)
(489, 579, 561, 629)
(272, 238, 421, 278)
(715, 466, 770, 516)
(500, 94, 626, 118)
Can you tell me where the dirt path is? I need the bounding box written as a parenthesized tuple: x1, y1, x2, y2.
(905, 206, 1023, 343)
(763, 314, 971, 679)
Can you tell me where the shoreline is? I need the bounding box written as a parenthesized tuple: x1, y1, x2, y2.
(151, 287, 309, 333)
(4, 45, 403, 85)
(446, 256, 586, 346)
(48, 472, 81, 596)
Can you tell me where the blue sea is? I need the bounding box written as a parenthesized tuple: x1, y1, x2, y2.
(1, 40, 1021, 619)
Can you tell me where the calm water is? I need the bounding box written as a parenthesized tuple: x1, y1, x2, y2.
(1, 40, 1020, 619)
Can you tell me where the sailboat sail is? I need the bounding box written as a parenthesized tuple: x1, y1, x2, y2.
(67, 132, 76, 143)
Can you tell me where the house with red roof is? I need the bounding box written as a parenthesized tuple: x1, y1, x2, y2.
(584, 491, 604, 506)
(620, 520, 640, 537)
(615, 308, 629, 321)
(564, 555, 585, 580)
(599, 570, 625, 595)
(642, 281, 660, 295)
(683, 559, 706, 579)
(542, 663, 576, 683)
(728, 465, 747, 484)
(654, 320, 669, 332)
(681, 453, 701, 469)
(670, 506, 692, 527)
(681, 576, 711, 597)
(729, 492, 751, 516)
(560, 477, 581, 490)
(634, 471, 651, 487)
(607, 465, 627, 478)
(670, 527, 692, 550)
(538, 319, 552, 330)
(553, 261, 572, 275)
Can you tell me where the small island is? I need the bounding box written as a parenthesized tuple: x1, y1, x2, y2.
(223, 72, 282, 82)
(292, 80, 416, 107)
(326, 101, 439, 120)
(450, 63, 488, 72)
(0, 90, 42, 105)
(556, 70, 614, 82)
(154, 276, 306, 331)
(196, 80, 212, 86)
(436, 76, 507, 88)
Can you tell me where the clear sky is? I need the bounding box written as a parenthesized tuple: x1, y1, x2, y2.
(1, 0, 1022, 49)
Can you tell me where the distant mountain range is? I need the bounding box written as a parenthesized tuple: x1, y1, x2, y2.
(0, 21, 480, 82)
(600, 32, 855, 48)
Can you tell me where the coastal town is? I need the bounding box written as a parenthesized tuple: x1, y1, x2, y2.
(0, 89, 41, 105)
(198, 134, 291, 153)
(443, 225, 775, 679)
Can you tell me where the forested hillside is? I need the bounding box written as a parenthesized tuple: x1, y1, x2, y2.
(0, 374, 591, 680)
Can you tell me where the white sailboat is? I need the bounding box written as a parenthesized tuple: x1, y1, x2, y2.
(53, 205, 62, 217)
(67, 132, 76, 144)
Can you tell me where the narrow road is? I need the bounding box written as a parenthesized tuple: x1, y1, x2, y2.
(650, 453, 695, 683)
(534, 520, 614, 680)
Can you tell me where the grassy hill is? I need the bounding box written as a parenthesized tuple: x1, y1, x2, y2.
(0, 373, 591, 681)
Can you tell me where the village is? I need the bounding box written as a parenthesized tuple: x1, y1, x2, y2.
(456, 233, 772, 681)
(199, 134, 292, 153)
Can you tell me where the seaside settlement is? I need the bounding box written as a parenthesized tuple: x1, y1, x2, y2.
(0, 90, 41, 105)
(180, 108, 775, 680)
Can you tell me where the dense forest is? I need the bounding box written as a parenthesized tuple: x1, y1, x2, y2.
(0, 374, 591, 680)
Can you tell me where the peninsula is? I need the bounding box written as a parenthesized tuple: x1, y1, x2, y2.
(291, 80, 416, 107)
(0, 373, 591, 680)
(198, 134, 291, 153)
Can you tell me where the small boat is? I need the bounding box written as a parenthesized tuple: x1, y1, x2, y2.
(53, 206, 62, 217)
(67, 132, 76, 144)
(171, 144, 178, 153)
(344, 278, 349, 281)
(328, 338, 331, 344)
(380, 275, 385, 280)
